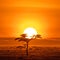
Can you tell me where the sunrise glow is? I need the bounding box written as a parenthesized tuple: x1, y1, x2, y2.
(23, 27, 37, 39)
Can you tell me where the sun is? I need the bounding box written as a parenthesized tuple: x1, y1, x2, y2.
(23, 27, 37, 39)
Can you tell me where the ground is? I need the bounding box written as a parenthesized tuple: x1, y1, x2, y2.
(0, 46, 60, 60)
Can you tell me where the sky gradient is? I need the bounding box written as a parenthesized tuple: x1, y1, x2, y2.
(0, 0, 60, 38)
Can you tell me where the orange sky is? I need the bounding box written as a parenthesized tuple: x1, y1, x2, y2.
(0, 0, 60, 38)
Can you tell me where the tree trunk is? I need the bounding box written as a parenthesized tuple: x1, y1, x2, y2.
(26, 42, 28, 56)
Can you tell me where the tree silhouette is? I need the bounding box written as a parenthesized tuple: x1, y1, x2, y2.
(15, 33, 41, 56)
(35, 34, 42, 39)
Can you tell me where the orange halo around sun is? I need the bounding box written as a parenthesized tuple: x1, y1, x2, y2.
(23, 27, 37, 39)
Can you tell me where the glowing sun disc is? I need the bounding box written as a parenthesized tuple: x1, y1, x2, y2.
(23, 27, 37, 39)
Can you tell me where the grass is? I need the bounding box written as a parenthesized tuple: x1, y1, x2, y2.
(0, 46, 60, 60)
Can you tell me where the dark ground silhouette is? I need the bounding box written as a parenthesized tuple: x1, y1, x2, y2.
(0, 46, 60, 60)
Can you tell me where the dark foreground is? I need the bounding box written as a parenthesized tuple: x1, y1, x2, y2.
(0, 56, 60, 60)
(0, 47, 60, 60)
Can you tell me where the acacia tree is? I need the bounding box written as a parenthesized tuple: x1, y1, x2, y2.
(15, 34, 41, 56)
(35, 34, 42, 39)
